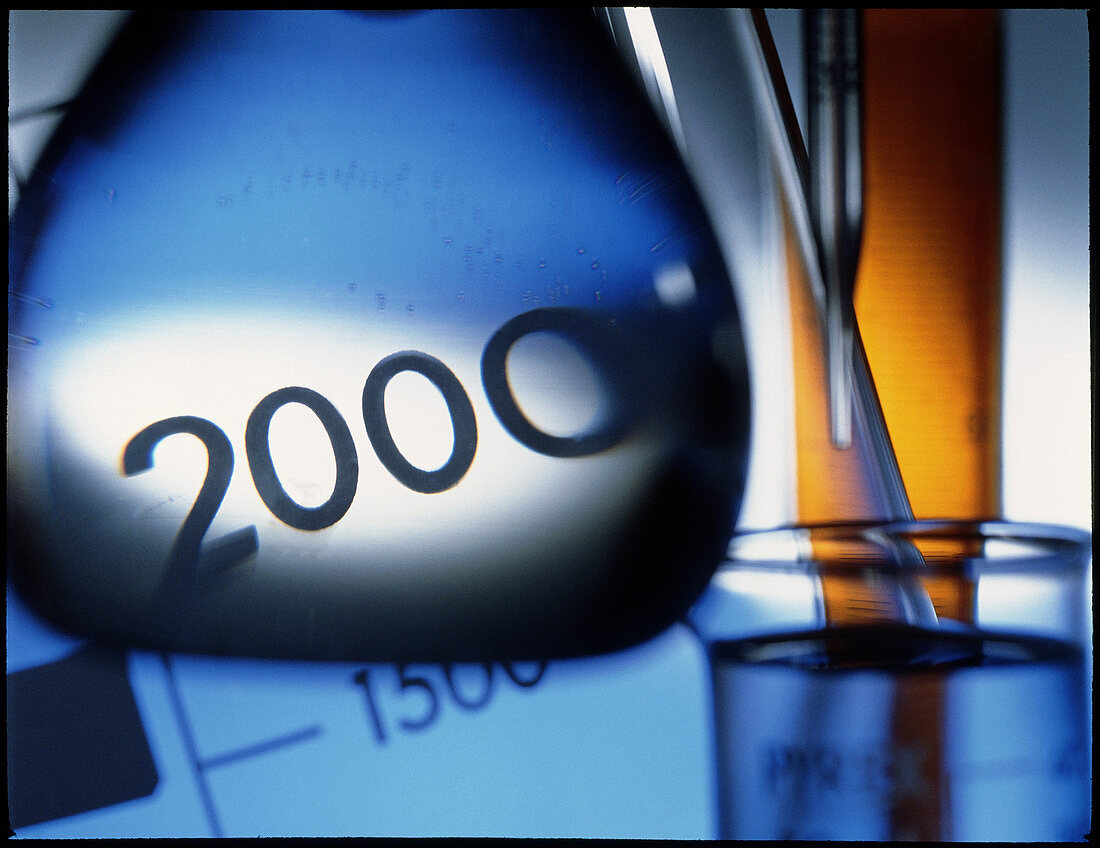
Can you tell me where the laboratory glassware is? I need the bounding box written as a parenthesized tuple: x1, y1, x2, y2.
(691, 520, 1091, 841)
(6, 9, 753, 661)
(606, 8, 1090, 841)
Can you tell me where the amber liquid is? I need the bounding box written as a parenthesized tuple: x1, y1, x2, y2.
(784, 11, 1006, 837)
(856, 10, 1002, 525)
(785, 9, 1003, 616)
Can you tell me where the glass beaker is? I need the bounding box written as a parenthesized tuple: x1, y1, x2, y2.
(689, 519, 1092, 841)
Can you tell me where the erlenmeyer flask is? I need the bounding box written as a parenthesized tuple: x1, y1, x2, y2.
(7, 10, 752, 661)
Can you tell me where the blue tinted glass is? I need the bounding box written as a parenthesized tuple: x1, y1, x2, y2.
(9, 10, 748, 660)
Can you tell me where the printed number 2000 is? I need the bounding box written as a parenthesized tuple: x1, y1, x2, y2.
(122, 308, 633, 595)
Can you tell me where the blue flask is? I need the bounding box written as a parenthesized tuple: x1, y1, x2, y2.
(8, 10, 749, 660)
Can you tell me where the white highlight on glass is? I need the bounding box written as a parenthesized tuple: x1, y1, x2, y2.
(653, 261, 697, 308)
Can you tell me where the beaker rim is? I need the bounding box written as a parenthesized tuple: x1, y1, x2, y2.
(721, 518, 1091, 575)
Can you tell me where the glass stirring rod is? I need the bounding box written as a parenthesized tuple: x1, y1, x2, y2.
(748, 9, 937, 630)
(748, 10, 915, 525)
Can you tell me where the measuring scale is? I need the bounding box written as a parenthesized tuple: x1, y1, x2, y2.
(6, 6, 1091, 840)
